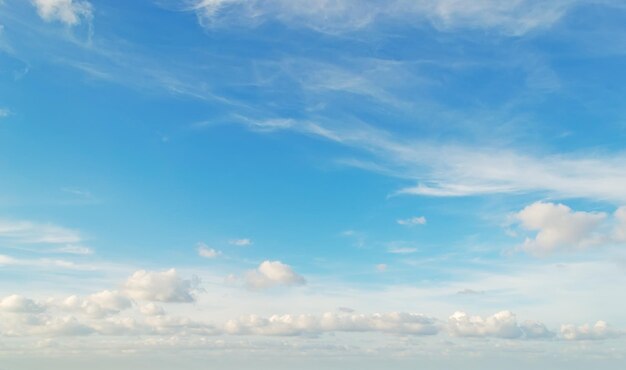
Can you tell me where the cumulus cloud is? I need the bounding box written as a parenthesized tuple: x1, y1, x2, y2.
(561, 321, 622, 340)
(123, 269, 200, 302)
(397, 216, 427, 226)
(520, 320, 555, 339)
(139, 303, 165, 316)
(59, 290, 132, 318)
(0, 295, 45, 313)
(197, 242, 221, 259)
(448, 311, 554, 339)
(224, 312, 439, 336)
(515, 202, 607, 255)
(32, 0, 93, 26)
(244, 260, 306, 290)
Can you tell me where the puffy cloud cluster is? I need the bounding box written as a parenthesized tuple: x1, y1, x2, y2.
(515, 202, 607, 255)
(448, 311, 554, 339)
(124, 269, 200, 302)
(561, 321, 622, 340)
(32, 0, 93, 26)
(224, 312, 439, 336)
(245, 260, 306, 290)
(0, 294, 46, 313)
(60, 290, 132, 318)
(514, 202, 626, 255)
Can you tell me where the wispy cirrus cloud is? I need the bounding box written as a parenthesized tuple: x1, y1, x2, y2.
(0, 219, 82, 245)
(188, 0, 577, 35)
(237, 117, 626, 203)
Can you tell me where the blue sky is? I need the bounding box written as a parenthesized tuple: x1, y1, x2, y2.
(1, 1, 626, 369)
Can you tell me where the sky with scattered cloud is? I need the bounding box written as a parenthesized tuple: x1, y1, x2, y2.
(1, 0, 626, 369)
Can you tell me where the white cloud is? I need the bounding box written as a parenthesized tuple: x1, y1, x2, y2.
(613, 206, 626, 242)
(448, 311, 525, 339)
(245, 260, 306, 290)
(239, 118, 626, 203)
(397, 216, 426, 226)
(139, 303, 165, 316)
(515, 202, 607, 255)
(387, 247, 417, 254)
(123, 269, 200, 302)
(32, 0, 93, 26)
(190, 0, 575, 35)
(0, 219, 83, 245)
(60, 290, 132, 318)
(520, 320, 555, 339)
(53, 244, 94, 255)
(197, 242, 221, 259)
(229, 238, 252, 246)
(0, 295, 45, 313)
(375, 263, 387, 272)
(0, 253, 96, 271)
(561, 321, 622, 340)
(0, 107, 11, 117)
(224, 312, 439, 336)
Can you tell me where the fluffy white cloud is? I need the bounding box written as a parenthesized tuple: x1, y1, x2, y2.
(123, 269, 199, 302)
(0, 219, 83, 245)
(516, 202, 607, 255)
(197, 243, 221, 258)
(561, 321, 622, 340)
(224, 312, 439, 336)
(397, 216, 426, 226)
(32, 0, 93, 26)
(448, 311, 543, 339)
(0, 295, 45, 313)
(139, 303, 165, 316)
(60, 290, 132, 318)
(245, 260, 306, 290)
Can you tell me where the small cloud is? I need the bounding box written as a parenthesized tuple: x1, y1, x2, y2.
(245, 260, 306, 290)
(397, 216, 427, 226)
(54, 244, 94, 255)
(197, 242, 221, 259)
(375, 263, 387, 272)
(32, 0, 93, 26)
(228, 238, 252, 247)
(0, 108, 11, 118)
(338, 306, 355, 313)
(123, 268, 200, 302)
(561, 321, 622, 340)
(388, 247, 417, 254)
